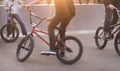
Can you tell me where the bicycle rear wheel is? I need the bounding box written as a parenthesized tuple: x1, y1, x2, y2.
(16, 35, 34, 62)
(56, 36, 83, 64)
(94, 26, 107, 49)
(114, 33, 120, 56)
(0, 24, 19, 43)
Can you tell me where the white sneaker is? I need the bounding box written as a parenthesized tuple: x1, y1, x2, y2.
(104, 32, 113, 40)
(105, 32, 110, 38)
(41, 50, 56, 55)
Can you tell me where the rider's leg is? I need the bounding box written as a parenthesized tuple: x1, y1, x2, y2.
(59, 15, 74, 39)
(6, 13, 11, 35)
(111, 9, 119, 30)
(48, 15, 62, 50)
(104, 8, 113, 38)
(41, 15, 62, 55)
(6, 13, 11, 23)
(14, 14, 27, 35)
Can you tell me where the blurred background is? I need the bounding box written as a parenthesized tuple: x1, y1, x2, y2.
(0, 0, 104, 5)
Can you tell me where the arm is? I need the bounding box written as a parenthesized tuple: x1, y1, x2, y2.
(25, 0, 40, 10)
(104, 0, 115, 10)
(4, 0, 10, 12)
(26, 0, 39, 6)
(18, 0, 23, 5)
(107, 0, 116, 10)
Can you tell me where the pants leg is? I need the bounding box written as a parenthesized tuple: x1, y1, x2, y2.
(6, 13, 10, 23)
(111, 9, 119, 29)
(6, 13, 11, 34)
(14, 14, 27, 35)
(59, 16, 73, 39)
(48, 15, 62, 50)
(104, 7, 113, 32)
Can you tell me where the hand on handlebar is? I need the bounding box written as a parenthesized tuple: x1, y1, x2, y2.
(5, 4, 14, 12)
(25, 4, 31, 11)
(107, 4, 115, 10)
(5, 7, 10, 12)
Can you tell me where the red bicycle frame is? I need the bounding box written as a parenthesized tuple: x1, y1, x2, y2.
(29, 10, 66, 50)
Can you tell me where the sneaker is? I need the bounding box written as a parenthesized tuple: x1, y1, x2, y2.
(105, 32, 110, 37)
(41, 50, 56, 55)
(104, 32, 113, 40)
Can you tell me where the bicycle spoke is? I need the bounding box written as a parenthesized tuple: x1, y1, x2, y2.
(95, 27, 107, 49)
(66, 47, 73, 53)
(56, 36, 83, 64)
(16, 35, 34, 62)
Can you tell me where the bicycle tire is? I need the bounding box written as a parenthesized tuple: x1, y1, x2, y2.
(16, 35, 34, 62)
(56, 36, 83, 64)
(0, 24, 19, 43)
(114, 32, 120, 56)
(95, 26, 107, 49)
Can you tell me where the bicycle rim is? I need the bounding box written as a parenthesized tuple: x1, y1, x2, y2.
(114, 33, 120, 56)
(56, 36, 83, 64)
(0, 24, 19, 42)
(16, 35, 34, 62)
(95, 27, 107, 49)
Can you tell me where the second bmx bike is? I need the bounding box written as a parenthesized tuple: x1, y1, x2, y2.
(0, 4, 19, 43)
(94, 8, 120, 56)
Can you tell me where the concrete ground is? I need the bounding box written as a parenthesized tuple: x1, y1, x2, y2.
(0, 4, 119, 71)
(0, 33, 120, 71)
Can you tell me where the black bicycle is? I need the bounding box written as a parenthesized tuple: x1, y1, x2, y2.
(0, 4, 19, 43)
(94, 8, 120, 56)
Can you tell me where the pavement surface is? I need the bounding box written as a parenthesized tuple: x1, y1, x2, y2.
(0, 32, 120, 71)
(0, 4, 119, 71)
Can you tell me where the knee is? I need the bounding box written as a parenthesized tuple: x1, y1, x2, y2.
(48, 24, 55, 31)
(59, 28, 66, 34)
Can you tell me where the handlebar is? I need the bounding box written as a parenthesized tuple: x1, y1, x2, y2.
(10, 4, 14, 9)
(23, 6, 47, 28)
(9, 4, 14, 12)
(30, 11, 47, 27)
(23, 5, 46, 20)
(114, 7, 120, 17)
(5, 4, 14, 13)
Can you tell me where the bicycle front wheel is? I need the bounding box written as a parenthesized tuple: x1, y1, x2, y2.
(114, 33, 120, 56)
(16, 35, 34, 62)
(94, 26, 107, 49)
(56, 36, 83, 64)
(0, 24, 19, 43)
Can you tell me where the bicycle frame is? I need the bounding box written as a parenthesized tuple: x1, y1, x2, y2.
(29, 10, 66, 50)
(95, 8, 120, 39)
(109, 8, 120, 36)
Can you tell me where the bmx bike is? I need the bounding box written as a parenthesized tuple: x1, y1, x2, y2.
(16, 8, 83, 64)
(94, 8, 120, 56)
(0, 4, 19, 43)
